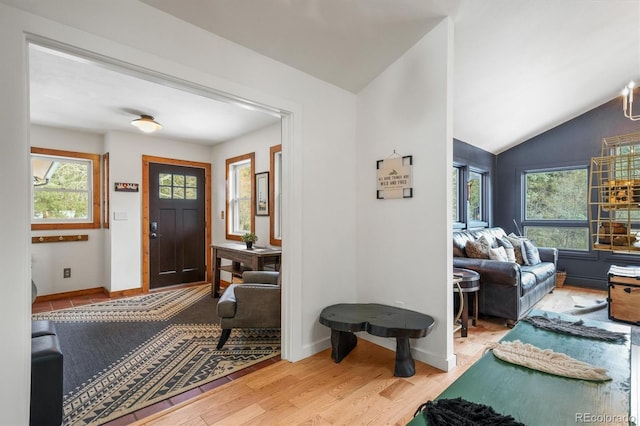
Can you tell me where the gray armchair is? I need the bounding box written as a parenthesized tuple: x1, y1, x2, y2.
(216, 270, 281, 349)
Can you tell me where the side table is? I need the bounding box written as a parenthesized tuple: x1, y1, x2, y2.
(453, 267, 480, 337)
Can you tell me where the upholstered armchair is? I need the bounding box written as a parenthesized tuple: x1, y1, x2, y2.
(216, 271, 281, 349)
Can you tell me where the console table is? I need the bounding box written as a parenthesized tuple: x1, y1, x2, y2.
(211, 243, 282, 298)
(319, 303, 435, 377)
(436, 309, 632, 424)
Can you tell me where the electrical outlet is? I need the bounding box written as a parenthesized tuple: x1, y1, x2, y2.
(63, 268, 71, 278)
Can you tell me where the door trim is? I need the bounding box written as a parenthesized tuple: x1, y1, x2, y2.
(142, 155, 212, 293)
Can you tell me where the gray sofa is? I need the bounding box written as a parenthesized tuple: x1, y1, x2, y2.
(453, 227, 557, 325)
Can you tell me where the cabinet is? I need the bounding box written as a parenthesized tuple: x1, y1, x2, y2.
(589, 132, 640, 252)
(608, 265, 640, 324)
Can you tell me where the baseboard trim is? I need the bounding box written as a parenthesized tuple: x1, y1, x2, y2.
(34, 286, 108, 302)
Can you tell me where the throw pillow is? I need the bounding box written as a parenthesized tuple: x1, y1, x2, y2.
(521, 239, 541, 265)
(505, 234, 526, 265)
(465, 240, 490, 259)
(478, 234, 496, 248)
(489, 246, 508, 261)
(497, 237, 517, 262)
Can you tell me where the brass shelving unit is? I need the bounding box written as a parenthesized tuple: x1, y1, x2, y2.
(589, 132, 640, 252)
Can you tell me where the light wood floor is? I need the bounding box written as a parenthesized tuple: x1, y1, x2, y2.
(131, 285, 608, 426)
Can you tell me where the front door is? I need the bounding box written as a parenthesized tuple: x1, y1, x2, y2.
(149, 163, 206, 289)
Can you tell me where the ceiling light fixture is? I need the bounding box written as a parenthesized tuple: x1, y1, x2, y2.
(131, 115, 163, 133)
(622, 81, 640, 121)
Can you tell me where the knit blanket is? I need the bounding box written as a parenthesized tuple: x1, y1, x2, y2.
(413, 397, 525, 426)
(487, 340, 611, 381)
(523, 314, 627, 343)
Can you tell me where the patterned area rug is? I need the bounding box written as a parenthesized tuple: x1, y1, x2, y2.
(33, 285, 281, 426)
(32, 285, 211, 322)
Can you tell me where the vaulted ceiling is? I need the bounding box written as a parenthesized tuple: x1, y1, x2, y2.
(11, 0, 640, 153)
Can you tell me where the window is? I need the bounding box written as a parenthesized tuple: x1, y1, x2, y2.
(270, 144, 282, 246)
(452, 165, 464, 227)
(523, 167, 589, 250)
(451, 165, 487, 229)
(31, 147, 101, 230)
(226, 153, 254, 240)
(159, 173, 198, 200)
(467, 169, 488, 226)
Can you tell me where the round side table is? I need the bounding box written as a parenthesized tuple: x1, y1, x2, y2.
(453, 267, 480, 337)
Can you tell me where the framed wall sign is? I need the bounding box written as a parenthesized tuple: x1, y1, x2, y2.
(376, 154, 413, 199)
(114, 182, 139, 192)
(255, 171, 269, 216)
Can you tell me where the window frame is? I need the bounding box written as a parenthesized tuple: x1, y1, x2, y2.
(521, 165, 590, 253)
(467, 167, 489, 228)
(270, 144, 282, 246)
(225, 152, 255, 240)
(452, 164, 465, 229)
(31, 147, 101, 230)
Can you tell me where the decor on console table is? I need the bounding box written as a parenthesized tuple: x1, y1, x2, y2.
(241, 232, 258, 249)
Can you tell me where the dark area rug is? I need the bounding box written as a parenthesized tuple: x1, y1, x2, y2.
(32, 285, 281, 425)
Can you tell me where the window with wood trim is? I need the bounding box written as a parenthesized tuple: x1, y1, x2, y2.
(226, 152, 255, 240)
(31, 147, 101, 230)
(270, 144, 282, 246)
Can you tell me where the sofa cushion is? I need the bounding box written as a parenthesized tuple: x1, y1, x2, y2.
(522, 262, 555, 284)
(520, 270, 538, 296)
(522, 240, 541, 265)
(489, 246, 508, 261)
(465, 240, 490, 259)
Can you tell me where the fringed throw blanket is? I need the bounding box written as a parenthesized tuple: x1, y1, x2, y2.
(523, 315, 627, 343)
(487, 340, 611, 381)
(413, 397, 525, 426)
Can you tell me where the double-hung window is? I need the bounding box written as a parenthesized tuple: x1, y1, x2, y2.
(226, 153, 255, 239)
(522, 167, 589, 251)
(31, 147, 101, 230)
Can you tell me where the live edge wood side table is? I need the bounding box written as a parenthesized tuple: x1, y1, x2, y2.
(211, 243, 282, 298)
(319, 303, 435, 377)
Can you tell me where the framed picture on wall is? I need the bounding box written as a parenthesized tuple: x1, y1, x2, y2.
(255, 171, 269, 216)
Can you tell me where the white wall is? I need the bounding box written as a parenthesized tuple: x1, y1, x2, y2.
(0, 5, 32, 422)
(356, 19, 455, 371)
(104, 130, 212, 292)
(0, 1, 457, 422)
(0, 2, 360, 422)
(30, 125, 106, 295)
(211, 122, 281, 246)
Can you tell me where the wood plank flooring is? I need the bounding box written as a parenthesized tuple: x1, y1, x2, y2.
(131, 285, 609, 426)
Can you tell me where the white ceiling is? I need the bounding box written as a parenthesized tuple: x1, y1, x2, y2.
(29, 45, 280, 145)
(25, 0, 640, 153)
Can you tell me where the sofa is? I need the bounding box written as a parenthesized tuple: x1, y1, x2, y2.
(453, 227, 558, 325)
(31, 320, 63, 426)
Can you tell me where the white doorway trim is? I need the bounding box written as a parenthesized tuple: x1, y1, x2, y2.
(26, 34, 302, 361)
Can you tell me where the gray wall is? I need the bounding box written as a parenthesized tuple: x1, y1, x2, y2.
(496, 98, 640, 289)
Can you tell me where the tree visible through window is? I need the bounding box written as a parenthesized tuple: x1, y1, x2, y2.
(524, 168, 589, 250)
(226, 153, 254, 239)
(31, 147, 100, 229)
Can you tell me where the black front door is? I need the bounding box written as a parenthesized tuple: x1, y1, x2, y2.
(149, 163, 206, 289)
